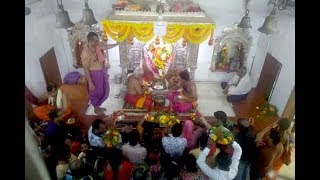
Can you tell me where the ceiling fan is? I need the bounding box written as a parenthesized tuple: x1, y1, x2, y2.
(25, 0, 41, 16)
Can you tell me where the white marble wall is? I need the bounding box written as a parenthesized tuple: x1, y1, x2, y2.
(25, 0, 112, 97)
(250, 9, 295, 116)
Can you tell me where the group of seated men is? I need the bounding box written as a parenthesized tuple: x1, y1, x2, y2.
(124, 67, 199, 113)
(124, 65, 252, 112)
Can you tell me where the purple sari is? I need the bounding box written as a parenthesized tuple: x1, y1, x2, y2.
(88, 69, 110, 107)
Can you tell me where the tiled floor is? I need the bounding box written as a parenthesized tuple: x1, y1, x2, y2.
(85, 81, 235, 117)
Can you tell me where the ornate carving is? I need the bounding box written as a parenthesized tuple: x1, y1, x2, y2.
(172, 38, 189, 70)
(119, 41, 129, 86)
(107, 10, 213, 24)
(187, 43, 199, 80)
(127, 38, 145, 71)
(210, 23, 252, 72)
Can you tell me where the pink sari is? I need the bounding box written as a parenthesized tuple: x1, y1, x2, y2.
(167, 91, 194, 113)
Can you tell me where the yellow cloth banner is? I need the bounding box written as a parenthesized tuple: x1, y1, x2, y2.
(101, 20, 215, 44)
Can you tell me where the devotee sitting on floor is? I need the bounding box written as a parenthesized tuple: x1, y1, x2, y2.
(88, 119, 107, 149)
(167, 70, 198, 113)
(221, 66, 252, 103)
(162, 123, 187, 158)
(124, 67, 153, 110)
(197, 140, 242, 180)
(122, 129, 147, 165)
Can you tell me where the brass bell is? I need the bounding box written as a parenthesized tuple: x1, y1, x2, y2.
(81, 0, 98, 26)
(55, 0, 74, 29)
(258, 8, 278, 35)
(238, 10, 252, 28)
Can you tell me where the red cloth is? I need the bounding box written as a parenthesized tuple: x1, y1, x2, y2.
(104, 160, 134, 180)
(124, 94, 153, 110)
(142, 70, 154, 82)
(33, 105, 56, 121)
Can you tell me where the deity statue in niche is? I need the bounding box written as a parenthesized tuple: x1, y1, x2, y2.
(215, 44, 229, 71)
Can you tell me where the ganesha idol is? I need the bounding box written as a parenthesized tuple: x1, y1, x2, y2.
(143, 37, 173, 89)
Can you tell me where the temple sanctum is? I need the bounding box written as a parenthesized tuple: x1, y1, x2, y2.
(25, 0, 295, 179)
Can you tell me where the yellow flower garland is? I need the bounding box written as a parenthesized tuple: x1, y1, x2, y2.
(101, 20, 216, 44)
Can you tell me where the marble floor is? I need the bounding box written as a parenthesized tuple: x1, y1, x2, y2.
(85, 80, 235, 117)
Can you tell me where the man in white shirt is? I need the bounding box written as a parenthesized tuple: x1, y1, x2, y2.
(197, 140, 242, 180)
(88, 119, 106, 148)
(221, 67, 252, 102)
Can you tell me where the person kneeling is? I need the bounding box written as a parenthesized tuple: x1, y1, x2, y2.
(221, 67, 252, 103)
(124, 67, 153, 110)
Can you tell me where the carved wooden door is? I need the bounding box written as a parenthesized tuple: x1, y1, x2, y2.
(39, 47, 62, 87)
(256, 53, 282, 101)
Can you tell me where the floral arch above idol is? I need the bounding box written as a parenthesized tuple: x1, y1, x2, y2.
(144, 36, 173, 80)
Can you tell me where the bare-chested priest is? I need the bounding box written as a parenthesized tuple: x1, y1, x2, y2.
(124, 67, 153, 110)
(81, 32, 118, 115)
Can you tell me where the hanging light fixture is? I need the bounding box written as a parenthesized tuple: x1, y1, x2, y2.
(81, 0, 98, 26)
(258, 3, 278, 35)
(238, 9, 252, 28)
(55, 0, 74, 29)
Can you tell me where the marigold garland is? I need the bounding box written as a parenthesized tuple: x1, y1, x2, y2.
(145, 112, 180, 127)
(209, 126, 234, 145)
(104, 127, 120, 148)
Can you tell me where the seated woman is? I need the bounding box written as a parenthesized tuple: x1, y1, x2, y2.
(167, 70, 198, 113)
(124, 67, 153, 110)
